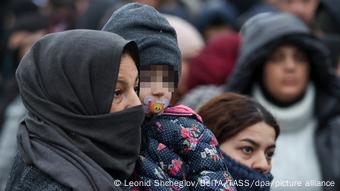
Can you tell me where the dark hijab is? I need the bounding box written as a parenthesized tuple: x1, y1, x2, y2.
(15, 29, 144, 191)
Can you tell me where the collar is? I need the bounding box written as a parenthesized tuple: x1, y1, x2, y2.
(252, 83, 315, 132)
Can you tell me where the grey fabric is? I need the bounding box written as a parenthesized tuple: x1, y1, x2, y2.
(101, 3, 181, 78)
(322, 0, 340, 28)
(6, 153, 71, 191)
(237, 12, 309, 68)
(8, 29, 144, 191)
(226, 12, 340, 97)
(179, 85, 223, 111)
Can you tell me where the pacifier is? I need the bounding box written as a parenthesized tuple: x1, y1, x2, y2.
(143, 96, 170, 115)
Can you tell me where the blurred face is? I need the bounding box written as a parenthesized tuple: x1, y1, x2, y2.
(110, 53, 141, 112)
(263, 44, 310, 103)
(140, 65, 175, 115)
(272, 0, 319, 24)
(220, 122, 276, 174)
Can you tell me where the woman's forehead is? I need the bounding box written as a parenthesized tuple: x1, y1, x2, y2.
(234, 122, 276, 144)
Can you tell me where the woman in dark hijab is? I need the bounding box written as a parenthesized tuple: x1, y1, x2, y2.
(5, 29, 144, 191)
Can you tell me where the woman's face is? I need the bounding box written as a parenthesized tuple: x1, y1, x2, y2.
(110, 53, 141, 112)
(220, 122, 276, 174)
(263, 44, 310, 103)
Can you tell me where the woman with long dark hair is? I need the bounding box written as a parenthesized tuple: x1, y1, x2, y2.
(199, 92, 280, 191)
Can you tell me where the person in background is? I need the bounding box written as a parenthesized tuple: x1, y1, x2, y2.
(5, 29, 144, 191)
(225, 13, 340, 190)
(0, 11, 48, 190)
(42, 0, 76, 32)
(186, 32, 240, 92)
(193, 0, 238, 41)
(179, 33, 241, 111)
(198, 92, 280, 191)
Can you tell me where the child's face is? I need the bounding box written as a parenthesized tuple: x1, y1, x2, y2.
(139, 65, 176, 115)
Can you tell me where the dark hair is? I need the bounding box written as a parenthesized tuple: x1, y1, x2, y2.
(122, 41, 139, 67)
(198, 93, 280, 144)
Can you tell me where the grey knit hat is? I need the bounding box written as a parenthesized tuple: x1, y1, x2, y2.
(101, 3, 181, 79)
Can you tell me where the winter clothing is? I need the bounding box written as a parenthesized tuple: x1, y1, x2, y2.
(5, 29, 145, 191)
(134, 105, 236, 191)
(227, 13, 340, 95)
(193, 0, 238, 35)
(223, 153, 273, 191)
(315, 0, 340, 34)
(322, 0, 340, 25)
(320, 35, 340, 68)
(6, 153, 71, 191)
(236, 2, 278, 29)
(225, 13, 340, 191)
(102, 3, 181, 77)
(253, 84, 322, 191)
(186, 33, 240, 91)
(0, 97, 26, 190)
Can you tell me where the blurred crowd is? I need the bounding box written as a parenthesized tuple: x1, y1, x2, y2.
(1, 0, 340, 190)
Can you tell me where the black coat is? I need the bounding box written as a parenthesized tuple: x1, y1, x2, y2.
(6, 154, 71, 191)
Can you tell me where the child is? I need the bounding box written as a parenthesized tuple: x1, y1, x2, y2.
(102, 3, 236, 190)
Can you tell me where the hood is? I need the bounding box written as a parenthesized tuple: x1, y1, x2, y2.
(225, 12, 340, 99)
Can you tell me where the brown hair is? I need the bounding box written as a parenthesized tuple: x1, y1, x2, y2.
(198, 93, 280, 144)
